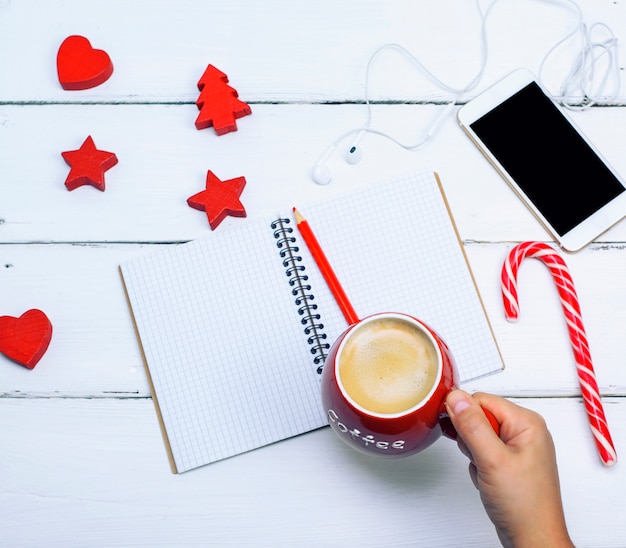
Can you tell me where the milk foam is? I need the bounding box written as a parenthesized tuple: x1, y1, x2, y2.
(338, 317, 439, 414)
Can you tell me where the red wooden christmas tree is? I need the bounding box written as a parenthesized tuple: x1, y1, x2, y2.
(195, 65, 252, 136)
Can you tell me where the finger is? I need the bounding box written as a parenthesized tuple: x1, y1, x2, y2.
(457, 436, 474, 462)
(471, 392, 546, 445)
(446, 390, 504, 469)
(468, 462, 479, 490)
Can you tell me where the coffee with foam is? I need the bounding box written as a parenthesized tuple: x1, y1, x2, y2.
(337, 316, 439, 415)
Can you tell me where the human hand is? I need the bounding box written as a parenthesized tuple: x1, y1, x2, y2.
(445, 390, 574, 548)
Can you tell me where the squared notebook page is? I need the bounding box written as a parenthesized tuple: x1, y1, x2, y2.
(122, 222, 328, 472)
(295, 170, 503, 384)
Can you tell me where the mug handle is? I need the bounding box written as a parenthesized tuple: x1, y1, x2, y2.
(440, 406, 500, 440)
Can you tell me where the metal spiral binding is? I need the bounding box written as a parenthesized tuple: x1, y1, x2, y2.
(271, 217, 330, 374)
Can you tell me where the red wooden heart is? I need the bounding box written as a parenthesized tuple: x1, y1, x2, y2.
(57, 35, 114, 90)
(0, 309, 53, 369)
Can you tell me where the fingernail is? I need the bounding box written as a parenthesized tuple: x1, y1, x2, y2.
(447, 390, 471, 416)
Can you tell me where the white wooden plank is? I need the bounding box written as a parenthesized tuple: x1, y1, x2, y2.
(2, 103, 626, 244)
(0, 244, 149, 397)
(0, 397, 624, 547)
(0, 1, 624, 104)
(464, 243, 626, 396)
(1, 242, 626, 398)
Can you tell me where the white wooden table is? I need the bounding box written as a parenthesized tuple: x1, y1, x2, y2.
(2, 1, 626, 546)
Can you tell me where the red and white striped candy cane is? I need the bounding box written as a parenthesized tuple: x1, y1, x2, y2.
(501, 241, 617, 467)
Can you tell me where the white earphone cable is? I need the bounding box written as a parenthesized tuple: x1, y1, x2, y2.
(537, 0, 620, 109)
(346, 0, 495, 154)
(312, 0, 620, 184)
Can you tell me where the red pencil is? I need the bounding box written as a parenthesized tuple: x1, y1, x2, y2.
(293, 207, 360, 325)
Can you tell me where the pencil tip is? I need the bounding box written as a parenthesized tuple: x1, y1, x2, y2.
(292, 207, 304, 224)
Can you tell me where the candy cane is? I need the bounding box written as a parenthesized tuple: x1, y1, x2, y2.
(501, 241, 617, 467)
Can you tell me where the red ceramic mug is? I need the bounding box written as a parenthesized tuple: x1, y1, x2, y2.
(321, 312, 497, 457)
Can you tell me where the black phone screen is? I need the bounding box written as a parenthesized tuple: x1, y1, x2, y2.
(469, 82, 624, 235)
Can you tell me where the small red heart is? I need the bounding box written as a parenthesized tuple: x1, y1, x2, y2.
(0, 309, 53, 369)
(57, 35, 114, 90)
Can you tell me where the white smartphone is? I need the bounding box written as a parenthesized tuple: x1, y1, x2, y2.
(457, 68, 626, 251)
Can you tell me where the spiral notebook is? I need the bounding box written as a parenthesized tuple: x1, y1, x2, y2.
(121, 170, 503, 473)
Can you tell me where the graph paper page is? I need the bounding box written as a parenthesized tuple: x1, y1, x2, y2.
(122, 221, 328, 472)
(300, 170, 503, 385)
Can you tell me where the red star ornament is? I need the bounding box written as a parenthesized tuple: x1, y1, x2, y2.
(62, 136, 118, 191)
(187, 171, 247, 230)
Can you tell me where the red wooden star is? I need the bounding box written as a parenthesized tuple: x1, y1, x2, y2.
(187, 170, 247, 230)
(62, 135, 118, 191)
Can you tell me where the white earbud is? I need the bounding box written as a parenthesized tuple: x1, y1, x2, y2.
(345, 130, 366, 165)
(312, 163, 332, 185)
(311, 143, 336, 185)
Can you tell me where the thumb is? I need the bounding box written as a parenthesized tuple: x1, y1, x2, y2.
(446, 390, 502, 468)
